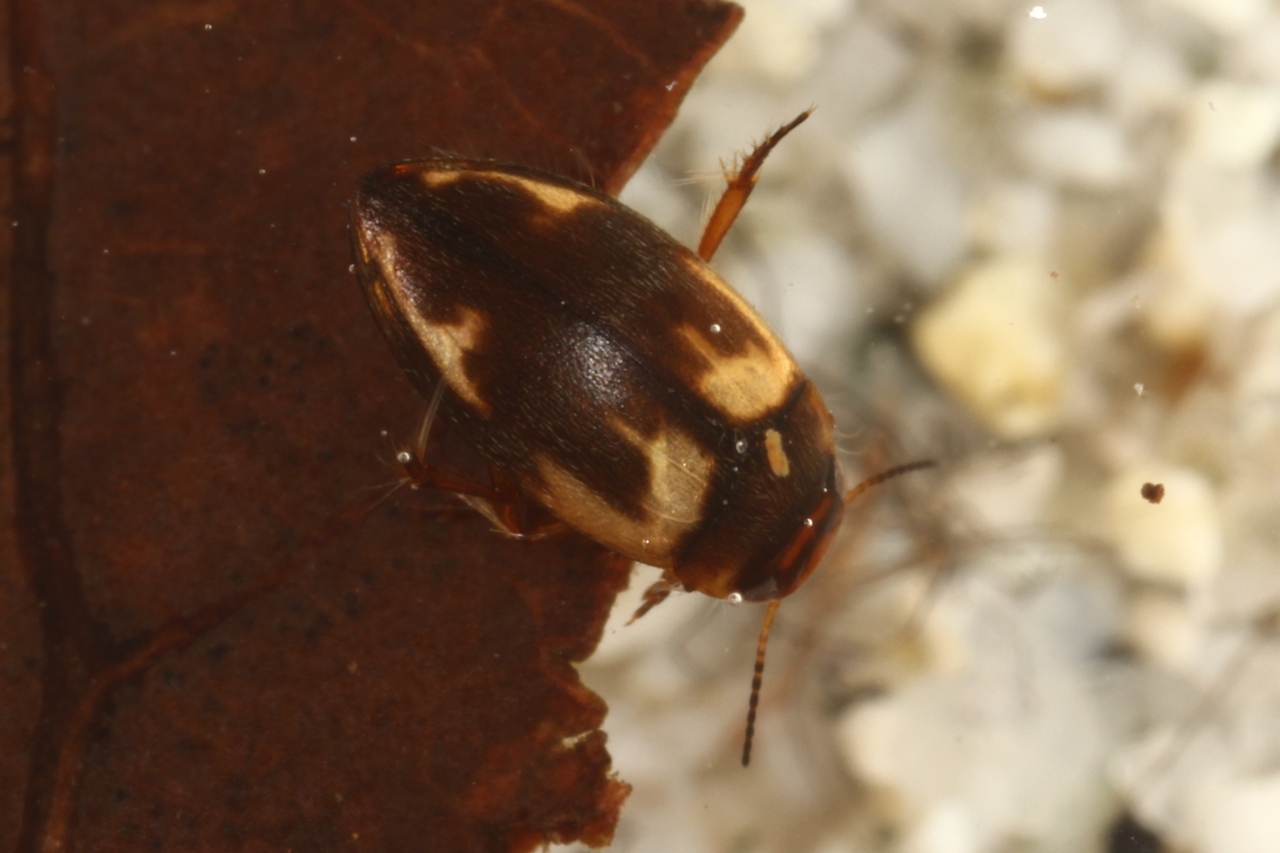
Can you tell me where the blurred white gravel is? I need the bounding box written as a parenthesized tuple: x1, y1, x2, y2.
(569, 2, 1280, 851)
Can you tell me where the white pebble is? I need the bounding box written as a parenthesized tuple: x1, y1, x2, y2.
(843, 97, 969, 285)
(1014, 108, 1134, 190)
(902, 802, 981, 853)
(1236, 16, 1280, 83)
(947, 445, 1064, 533)
(1112, 39, 1191, 123)
(1148, 175, 1280, 332)
(1164, 0, 1270, 35)
(1105, 465, 1222, 587)
(754, 233, 862, 365)
(707, 0, 854, 83)
(1196, 773, 1280, 853)
(1124, 590, 1204, 671)
(1008, 0, 1126, 95)
(968, 180, 1058, 260)
(1235, 306, 1280, 441)
(1186, 80, 1280, 171)
(837, 646, 1108, 851)
(912, 259, 1068, 439)
(813, 19, 914, 124)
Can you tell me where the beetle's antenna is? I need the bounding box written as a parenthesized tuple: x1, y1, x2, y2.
(742, 599, 781, 767)
(844, 460, 936, 505)
(739, 461, 934, 766)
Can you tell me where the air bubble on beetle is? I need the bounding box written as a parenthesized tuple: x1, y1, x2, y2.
(727, 592, 743, 605)
(735, 437, 749, 454)
(709, 323, 722, 334)
(803, 517, 814, 527)
(396, 450, 412, 464)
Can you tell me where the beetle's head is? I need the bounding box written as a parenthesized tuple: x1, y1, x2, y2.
(732, 458, 846, 602)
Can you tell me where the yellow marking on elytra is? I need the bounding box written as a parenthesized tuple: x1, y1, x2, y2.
(609, 416, 712, 524)
(368, 232, 490, 414)
(675, 258, 796, 422)
(677, 324, 795, 423)
(764, 428, 790, 477)
(403, 306, 489, 415)
(418, 167, 596, 215)
(490, 173, 598, 215)
(418, 168, 466, 189)
(531, 418, 713, 566)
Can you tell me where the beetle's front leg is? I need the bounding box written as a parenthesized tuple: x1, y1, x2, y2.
(627, 578, 678, 624)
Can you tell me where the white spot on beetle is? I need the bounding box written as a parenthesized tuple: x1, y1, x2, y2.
(764, 428, 790, 477)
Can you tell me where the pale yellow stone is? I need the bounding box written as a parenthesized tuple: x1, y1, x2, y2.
(1106, 464, 1222, 587)
(912, 259, 1067, 440)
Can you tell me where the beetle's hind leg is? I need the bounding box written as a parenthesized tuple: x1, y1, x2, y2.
(459, 470, 567, 542)
(697, 108, 813, 262)
(397, 382, 566, 541)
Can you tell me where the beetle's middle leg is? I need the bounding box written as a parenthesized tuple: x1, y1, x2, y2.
(696, 108, 813, 262)
(398, 382, 565, 541)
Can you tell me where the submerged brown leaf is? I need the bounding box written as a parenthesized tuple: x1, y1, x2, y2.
(3, 1, 741, 850)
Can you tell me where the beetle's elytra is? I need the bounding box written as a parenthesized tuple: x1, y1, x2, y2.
(350, 112, 930, 765)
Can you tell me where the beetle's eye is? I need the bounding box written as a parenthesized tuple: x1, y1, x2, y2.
(739, 576, 780, 602)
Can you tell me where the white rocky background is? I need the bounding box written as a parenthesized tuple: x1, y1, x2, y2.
(569, 1, 1280, 851)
